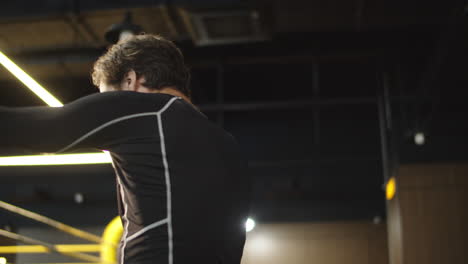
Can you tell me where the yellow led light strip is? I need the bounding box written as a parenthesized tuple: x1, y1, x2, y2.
(0, 51, 63, 107)
(0, 50, 111, 166)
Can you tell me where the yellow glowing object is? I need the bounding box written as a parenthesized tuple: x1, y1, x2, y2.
(0, 257, 6, 264)
(0, 51, 63, 107)
(386, 177, 396, 201)
(100, 216, 123, 263)
(0, 152, 112, 166)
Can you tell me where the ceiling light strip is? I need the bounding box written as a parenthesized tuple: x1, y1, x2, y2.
(0, 51, 63, 107)
(0, 50, 112, 166)
(0, 152, 112, 166)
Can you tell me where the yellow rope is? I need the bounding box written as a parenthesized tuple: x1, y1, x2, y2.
(0, 229, 106, 263)
(0, 200, 102, 243)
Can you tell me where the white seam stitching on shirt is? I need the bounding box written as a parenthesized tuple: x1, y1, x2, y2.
(56, 96, 180, 153)
(158, 115, 173, 264)
(125, 218, 169, 243)
(157, 97, 180, 114)
(156, 98, 177, 264)
(56, 112, 158, 153)
(117, 177, 129, 264)
(116, 97, 179, 264)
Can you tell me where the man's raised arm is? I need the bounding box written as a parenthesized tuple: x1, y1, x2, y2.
(0, 92, 124, 154)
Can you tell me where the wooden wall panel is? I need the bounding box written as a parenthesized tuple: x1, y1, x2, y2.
(241, 221, 388, 264)
(388, 163, 468, 264)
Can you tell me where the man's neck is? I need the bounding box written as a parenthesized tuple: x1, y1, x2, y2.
(159, 87, 192, 103)
(137, 86, 192, 105)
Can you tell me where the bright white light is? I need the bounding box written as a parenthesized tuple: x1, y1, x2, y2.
(74, 193, 84, 204)
(0, 257, 6, 264)
(0, 153, 112, 166)
(245, 218, 255, 232)
(373, 216, 382, 225)
(119, 30, 135, 42)
(414, 132, 425, 146)
(0, 51, 63, 107)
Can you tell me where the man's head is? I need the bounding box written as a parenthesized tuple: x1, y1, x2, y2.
(92, 34, 191, 97)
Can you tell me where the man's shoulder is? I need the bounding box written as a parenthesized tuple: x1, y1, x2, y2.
(68, 91, 177, 112)
(74, 91, 174, 102)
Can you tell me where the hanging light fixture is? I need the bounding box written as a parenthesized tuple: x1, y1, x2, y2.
(105, 12, 143, 44)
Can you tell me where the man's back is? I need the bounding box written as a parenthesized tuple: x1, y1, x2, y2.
(0, 91, 250, 264)
(110, 92, 250, 264)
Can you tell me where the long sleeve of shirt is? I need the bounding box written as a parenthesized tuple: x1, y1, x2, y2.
(0, 90, 250, 264)
(0, 91, 175, 154)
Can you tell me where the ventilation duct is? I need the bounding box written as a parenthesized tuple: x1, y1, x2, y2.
(179, 8, 268, 46)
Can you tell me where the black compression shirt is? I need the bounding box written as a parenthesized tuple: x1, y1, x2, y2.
(0, 91, 250, 264)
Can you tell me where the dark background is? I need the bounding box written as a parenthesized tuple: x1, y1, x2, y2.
(0, 0, 467, 232)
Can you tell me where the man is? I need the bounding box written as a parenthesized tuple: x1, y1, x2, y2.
(0, 34, 250, 264)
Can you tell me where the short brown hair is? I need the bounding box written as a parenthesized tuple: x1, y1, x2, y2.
(92, 34, 191, 97)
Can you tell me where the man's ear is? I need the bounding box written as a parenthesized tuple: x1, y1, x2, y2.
(121, 70, 147, 92)
(120, 71, 135, 91)
(126, 70, 138, 91)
